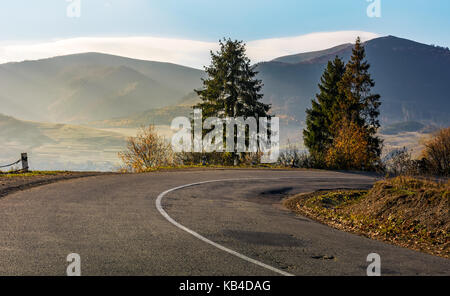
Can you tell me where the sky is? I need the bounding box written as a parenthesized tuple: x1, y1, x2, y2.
(0, 0, 449, 68)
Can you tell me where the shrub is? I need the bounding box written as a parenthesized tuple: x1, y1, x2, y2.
(118, 125, 181, 172)
(181, 151, 264, 167)
(325, 119, 378, 170)
(180, 152, 232, 166)
(421, 127, 450, 176)
(240, 152, 265, 166)
(278, 142, 313, 168)
(382, 147, 420, 176)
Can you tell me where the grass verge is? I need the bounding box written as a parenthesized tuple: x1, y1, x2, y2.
(0, 171, 109, 198)
(284, 176, 449, 258)
(0, 171, 62, 177)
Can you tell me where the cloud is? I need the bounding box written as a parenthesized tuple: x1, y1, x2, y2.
(246, 31, 380, 62)
(0, 31, 380, 69)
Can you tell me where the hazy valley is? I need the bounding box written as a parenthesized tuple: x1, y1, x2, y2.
(1, 35, 449, 170)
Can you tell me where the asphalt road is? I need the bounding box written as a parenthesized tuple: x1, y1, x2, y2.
(0, 170, 448, 275)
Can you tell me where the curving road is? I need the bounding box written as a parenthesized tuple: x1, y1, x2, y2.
(0, 170, 448, 276)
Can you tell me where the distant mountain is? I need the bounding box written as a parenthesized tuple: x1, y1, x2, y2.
(0, 53, 204, 123)
(88, 92, 199, 128)
(257, 36, 450, 126)
(380, 121, 438, 135)
(272, 43, 353, 64)
(89, 36, 450, 134)
(2, 36, 448, 171)
(89, 104, 193, 128)
(1, 36, 449, 129)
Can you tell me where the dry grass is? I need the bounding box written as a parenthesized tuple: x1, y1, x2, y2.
(421, 127, 450, 176)
(118, 125, 181, 172)
(0, 171, 61, 177)
(284, 176, 449, 258)
(0, 171, 108, 198)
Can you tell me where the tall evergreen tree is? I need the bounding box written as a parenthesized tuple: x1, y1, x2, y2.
(194, 39, 271, 164)
(195, 39, 270, 119)
(336, 37, 383, 161)
(303, 56, 346, 165)
(303, 37, 382, 170)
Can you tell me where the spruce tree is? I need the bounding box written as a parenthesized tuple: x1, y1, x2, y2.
(303, 56, 345, 165)
(195, 39, 270, 119)
(336, 37, 383, 163)
(194, 39, 271, 165)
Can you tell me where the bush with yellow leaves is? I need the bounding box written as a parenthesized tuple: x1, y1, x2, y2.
(325, 119, 376, 170)
(118, 125, 181, 172)
(422, 127, 450, 176)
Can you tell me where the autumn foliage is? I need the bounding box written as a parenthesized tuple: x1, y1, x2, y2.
(303, 37, 382, 170)
(118, 125, 180, 172)
(422, 127, 450, 176)
(325, 120, 373, 169)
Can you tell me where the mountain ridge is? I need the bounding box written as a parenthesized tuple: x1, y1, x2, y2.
(1, 35, 449, 171)
(82, 35, 450, 129)
(0, 52, 204, 123)
(257, 35, 450, 126)
(272, 43, 353, 64)
(1, 36, 449, 127)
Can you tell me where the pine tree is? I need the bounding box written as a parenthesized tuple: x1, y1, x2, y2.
(336, 37, 383, 163)
(303, 56, 345, 165)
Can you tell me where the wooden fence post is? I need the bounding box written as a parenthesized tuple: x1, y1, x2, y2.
(21, 153, 29, 172)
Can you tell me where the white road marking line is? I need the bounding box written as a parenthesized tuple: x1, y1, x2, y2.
(156, 175, 375, 276)
(156, 177, 299, 276)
